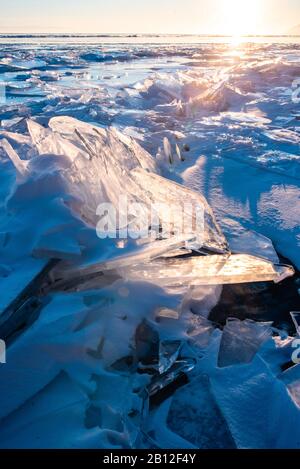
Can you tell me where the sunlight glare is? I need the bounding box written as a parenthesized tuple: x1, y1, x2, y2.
(220, 0, 262, 37)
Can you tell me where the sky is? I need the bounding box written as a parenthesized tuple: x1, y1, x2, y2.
(0, 0, 299, 35)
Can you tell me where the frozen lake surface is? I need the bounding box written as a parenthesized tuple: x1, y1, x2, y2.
(0, 36, 299, 265)
(0, 36, 299, 449)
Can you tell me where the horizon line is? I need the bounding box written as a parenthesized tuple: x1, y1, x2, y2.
(0, 32, 300, 37)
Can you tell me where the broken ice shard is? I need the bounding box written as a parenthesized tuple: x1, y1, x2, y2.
(146, 359, 196, 397)
(0, 138, 29, 178)
(187, 315, 215, 349)
(280, 363, 300, 408)
(130, 168, 228, 254)
(159, 340, 182, 374)
(217, 318, 272, 368)
(221, 217, 280, 264)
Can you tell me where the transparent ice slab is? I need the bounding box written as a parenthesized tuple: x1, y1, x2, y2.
(50, 234, 199, 290)
(186, 315, 215, 349)
(50, 252, 294, 294)
(221, 217, 280, 264)
(280, 363, 300, 408)
(159, 340, 182, 374)
(218, 318, 272, 368)
(116, 254, 294, 287)
(130, 168, 228, 254)
(146, 359, 196, 397)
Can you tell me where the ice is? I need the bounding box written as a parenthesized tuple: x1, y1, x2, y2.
(0, 373, 91, 449)
(115, 254, 294, 288)
(0, 129, 32, 146)
(166, 375, 236, 448)
(141, 398, 197, 449)
(158, 136, 183, 166)
(191, 81, 255, 113)
(159, 340, 182, 374)
(186, 315, 215, 349)
(0, 115, 231, 296)
(163, 137, 173, 164)
(280, 364, 300, 408)
(33, 227, 82, 260)
(51, 250, 293, 294)
(138, 71, 253, 115)
(204, 335, 300, 448)
(221, 218, 280, 263)
(130, 168, 228, 254)
(0, 138, 29, 178)
(217, 318, 273, 368)
(27, 119, 89, 162)
(50, 235, 200, 293)
(256, 150, 300, 180)
(216, 111, 271, 126)
(0, 293, 89, 419)
(264, 129, 300, 145)
(0, 258, 49, 320)
(48, 116, 158, 172)
(2, 117, 161, 229)
(182, 152, 300, 269)
(0, 37, 300, 449)
(146, 359, 196, 397)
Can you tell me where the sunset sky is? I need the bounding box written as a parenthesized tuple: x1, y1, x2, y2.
(0, 0, 299, 35)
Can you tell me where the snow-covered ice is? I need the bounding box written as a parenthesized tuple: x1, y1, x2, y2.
(0, 36, 299, 449)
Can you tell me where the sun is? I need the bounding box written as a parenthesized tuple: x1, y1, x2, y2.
(220, 0, 262, 37)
